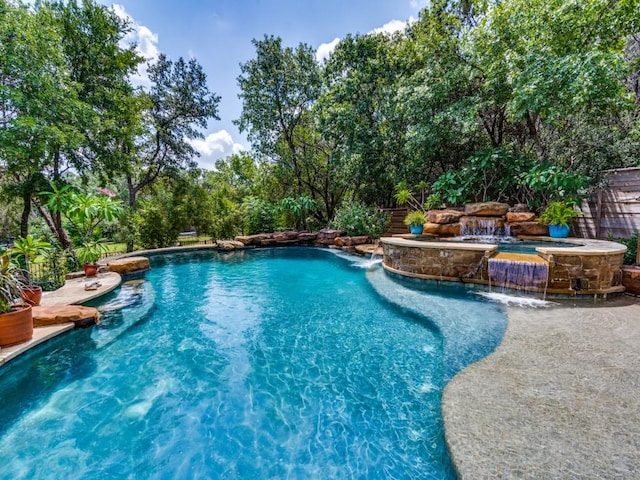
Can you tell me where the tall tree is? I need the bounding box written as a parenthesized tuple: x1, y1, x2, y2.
(237, 35, 346, 222)
(124, 54, 220, 209)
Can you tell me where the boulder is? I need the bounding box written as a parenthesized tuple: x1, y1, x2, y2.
(297, 232, 318, 243)
(315, 229, 345, 245)
(508, 222, 549, 236)
(217, 240, 245, 251)
(423, 222, 462, 237)
(334, 236, 352, 247)
(107, 256, 150, 275)
(273, 231, 300, 241)
(427, 209, 464, 224)
(509, 203, 530, 213)
(464, 202, 510, 217)
(235, 234, 270, 246)
(350, 235, 371, 245)
(622, 265, 640, 296)
(506, 212, 536, 223)
(33, 305, 100, 328)
(355, 244, 383, 256)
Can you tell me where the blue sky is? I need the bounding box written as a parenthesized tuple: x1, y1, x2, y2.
(110, 1, 426, 169)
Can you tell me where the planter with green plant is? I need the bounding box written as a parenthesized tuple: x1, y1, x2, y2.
(76, 240, 109, 277)
(403, 211, 427, 235)
(0, 250, 33, 347)
(11, 235, 51, 305)
(538, 201, 582, 238)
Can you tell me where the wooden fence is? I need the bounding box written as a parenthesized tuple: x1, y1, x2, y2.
(382, 208, 409, 236)
(575, 167, 640, 239)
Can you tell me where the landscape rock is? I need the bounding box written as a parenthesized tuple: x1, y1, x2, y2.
(235, 234, 270, 246)
(355, 244, 383, 256)
(217, 240, 245, 251)
(509, 203, 530, 213)
(297, 232, 318, 243)
(464, 202, 510, 217)
(315, 229, 345, 245)
(428, 209, 465, 224)
(506, 212, 536, 223)
(508, 221, 549, 237)
(33, 305, 100, 328)
(350, 235, 371, 245)
(622, 266, 640, 296)
(107, 256, 150, 275)
(423, 222, 462, 237)
(273, 231, 300, 241)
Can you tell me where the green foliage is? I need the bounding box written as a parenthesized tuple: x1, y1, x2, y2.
(330, 201, 389, 238)
(431, 170, 471, 206)
(137, 201, 179, 249)
(538, 201, 582, 227)
(75, 239, 108, 265)
(403, 211, 427, 227)
(0, 250, 25, 314)
(519, 163, 591, 206)
(278, 195, 316, 230)
(613, 231, 639, 266)
(43, 186, 123, 246)
(242, 197, 278, 235)
(11, 235, 51, 285)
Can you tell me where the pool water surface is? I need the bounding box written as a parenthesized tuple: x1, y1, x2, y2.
(0, 248, 506, 479)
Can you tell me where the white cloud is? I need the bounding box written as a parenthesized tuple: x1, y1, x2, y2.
(371, 19, 410, 35)
(315, 18, 415, 63)
(410, 0, 430, 9)
(315, 37, 341, 63)
(112, 4, 160, 88)
(186, 130, 246, 169)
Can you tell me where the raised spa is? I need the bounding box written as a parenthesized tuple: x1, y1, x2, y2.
(381, 236, 627, 297)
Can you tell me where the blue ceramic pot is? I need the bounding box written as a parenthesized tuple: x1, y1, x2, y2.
(548, 224, 570, 238)
(409, 225, 424, 235)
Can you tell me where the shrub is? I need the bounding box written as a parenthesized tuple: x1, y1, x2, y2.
(614, 231, 638, 265)
(403, 211, 427, 227)
(330, 201, 389, 238)
(242, 196, 278, 235)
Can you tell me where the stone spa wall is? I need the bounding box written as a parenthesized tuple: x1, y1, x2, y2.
(381, 202, 627, 297)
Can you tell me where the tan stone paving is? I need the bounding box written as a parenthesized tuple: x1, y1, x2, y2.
(0, 271, 121, 367)
(443, 295, 640, 479)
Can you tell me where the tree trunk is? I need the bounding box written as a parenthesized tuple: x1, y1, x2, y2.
(20, 190, 31, 238)
(34, 200, 72, 250)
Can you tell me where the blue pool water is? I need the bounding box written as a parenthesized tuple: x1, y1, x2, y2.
(0, 248, 506, 479)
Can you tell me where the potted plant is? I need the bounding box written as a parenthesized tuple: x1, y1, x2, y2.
(403, 211, 427, 235)
(538, 201, 582, 238)
(11, 235, 51, 305)
(76, 240, 108, 277)
(0, 250, 33, 347)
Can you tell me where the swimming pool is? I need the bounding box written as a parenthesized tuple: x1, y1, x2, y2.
(0, 248, 506, 479)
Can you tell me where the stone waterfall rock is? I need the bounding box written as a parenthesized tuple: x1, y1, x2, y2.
(464, 202, 510, 217)
(508, 222, 549, 236)
(427, 209, 465, 224)
(506, 212, 536, 223)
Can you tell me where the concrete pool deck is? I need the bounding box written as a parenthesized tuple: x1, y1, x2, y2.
(443, 295, 640, 479)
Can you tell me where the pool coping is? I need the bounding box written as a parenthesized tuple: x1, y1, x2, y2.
(0, 271, 122, 367)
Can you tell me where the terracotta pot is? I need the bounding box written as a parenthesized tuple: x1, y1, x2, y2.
(83, 263, 99, 277)
(21, 285, 43, 306)
(0, 304, 33, 347)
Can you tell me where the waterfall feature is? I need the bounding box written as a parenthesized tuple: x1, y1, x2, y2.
(460, 217, 508, 237)
(488, 253, 549, 290)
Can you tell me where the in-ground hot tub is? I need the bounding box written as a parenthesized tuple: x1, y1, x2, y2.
(380, 236, 627, 297)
